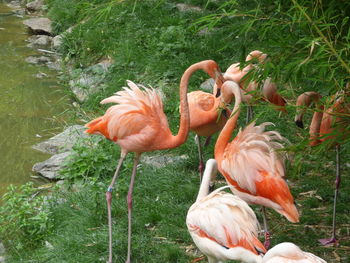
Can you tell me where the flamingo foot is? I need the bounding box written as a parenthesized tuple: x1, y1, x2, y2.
(319, 237, 337, 246)
(264, 231, 271, 250)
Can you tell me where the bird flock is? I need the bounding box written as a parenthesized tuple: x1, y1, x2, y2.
(85, 51, 348, 263)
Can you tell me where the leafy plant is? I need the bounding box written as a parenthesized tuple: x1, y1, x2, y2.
(0, 183, 52, 252)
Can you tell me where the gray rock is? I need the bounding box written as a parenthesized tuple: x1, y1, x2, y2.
(176, 3, 202, 12)
(23, 17, 52, 35)
(25, 55, 51, 65)
(0, 241, 6, 263)
(34, 72, 48, 78)
(26, 0, 44, 12)
(68, 61, 112, 102)
(200, 78, 215, 92)
(27, 35, 52, 47)
(6, 1, 21, 9)
(32, 152, 70, 179)
(32, 125, 87, 154)
(142, 154, 189, 169)
(52, 35, 62, 49)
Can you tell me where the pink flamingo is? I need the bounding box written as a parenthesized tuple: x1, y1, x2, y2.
(187, 159, 266, 263)
(221, 51, 286, 122)
(215, 80, 299, 249)
(295, 91, 349, 245)
(85, 60, 223, 263)
(187, 69, 229, 177)
(263, 242, 326, 263)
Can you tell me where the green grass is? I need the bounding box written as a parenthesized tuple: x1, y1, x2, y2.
(2, 0, 350, 262)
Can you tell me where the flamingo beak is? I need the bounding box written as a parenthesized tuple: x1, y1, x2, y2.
(214, 71, 225, 98)
(295, 120, 304, 129)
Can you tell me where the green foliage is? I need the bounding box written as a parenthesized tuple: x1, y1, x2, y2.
(194, 0, 350, 93)
(59, 137, 119, 183)
(0, 183, 52, 252)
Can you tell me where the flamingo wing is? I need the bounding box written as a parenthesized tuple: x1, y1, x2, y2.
(187, 187, 266, 260)
(220, 122, 299, 222)
(85, 80, 171, 152)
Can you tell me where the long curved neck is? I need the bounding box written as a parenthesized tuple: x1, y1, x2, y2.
(196, 159, 217, 202)
(295, 91, 321, 123)
(309, 105, 324, 146)
(168, 61, 214, 148)
(215, 81, 242, 159)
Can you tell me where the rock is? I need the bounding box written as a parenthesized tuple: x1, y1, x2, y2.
(26, 0, 44, 12)
(200, 78, 215, 92)
(176, 3, 202, 12)
(23, 17, 52, 35)
(25, 55, 51, 65)
(32, 152, 70, 179)
(34, 72, 48, 78)
(52, 35, 62, 49)
(6, 1, 21, 9)
(0, 241, 6, 263)
(69, 61, 112, 102)
(27, 35, 52, 47)
(32, 125, 87, 154)
(142, 154, 189, 169)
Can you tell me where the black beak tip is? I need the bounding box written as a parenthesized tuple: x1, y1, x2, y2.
(295, 120, 304, 129)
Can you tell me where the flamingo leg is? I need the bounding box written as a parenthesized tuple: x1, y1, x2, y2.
(195, 135, 204, 181)
(107, 150, 127, 263)
(262, 207, 271, 249)
(204, 135, 212, 147)
(319, 144, 340, 245)
(126, 153, 141, 263)
(246, 105, 254, 124)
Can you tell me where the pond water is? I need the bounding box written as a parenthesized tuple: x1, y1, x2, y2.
(0, 3, 70, 196)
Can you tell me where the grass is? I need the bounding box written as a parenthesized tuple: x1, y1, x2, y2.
(2, 0, 350, 262)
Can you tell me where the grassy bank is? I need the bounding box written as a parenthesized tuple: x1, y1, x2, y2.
(1, 0, 350, 262)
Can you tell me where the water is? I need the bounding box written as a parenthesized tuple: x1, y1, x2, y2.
(0, 3, 70, 196)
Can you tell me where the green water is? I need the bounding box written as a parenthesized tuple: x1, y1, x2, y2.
(0, 4, 70, 196)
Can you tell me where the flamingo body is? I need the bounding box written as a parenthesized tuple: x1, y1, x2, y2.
(187, 159, 265, 263)
(215, 81, 299, 224)
(86, 81, 176, 153)
(188, 90, 229, 137)
(263, 242, 326, 263)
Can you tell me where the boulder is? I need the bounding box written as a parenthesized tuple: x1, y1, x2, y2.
(52, 35, 62, 49)
(23, 17, 52, 35)
(27, 35, 52, 47)
(32, 125, 87, 154)
(32, 152, 70, 180)
(176, 3, 202, 12)
(142, 154, 189, 169)
(25, 55, 51, 65)
(26, 0, 44, 12)
(69, 61, 112, 102)
(200, 78, 215, 92)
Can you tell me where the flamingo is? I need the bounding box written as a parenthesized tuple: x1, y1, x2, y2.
(220, 51, 286, 122)
(295, 91, 349, 245)
(186, 159, 266, 263)
(262, 242, 326, 263)
(85, 60, 223, 263)
(214, 80, 299, 249)
(187, 71, 229, 177)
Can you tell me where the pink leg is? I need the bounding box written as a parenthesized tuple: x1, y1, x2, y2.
(107, 151, 127, 263)
(195, 135, 204, 181)
(262, 207, 271, 249)
(126, 153, 141, 263)
(319, 144, 340, 245)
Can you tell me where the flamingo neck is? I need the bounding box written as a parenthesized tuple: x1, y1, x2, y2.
(309, 105, 324, 146)
(196, 159, 217, 202)
(215, 81, 242, 160)
(168, 61, 214, 148)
